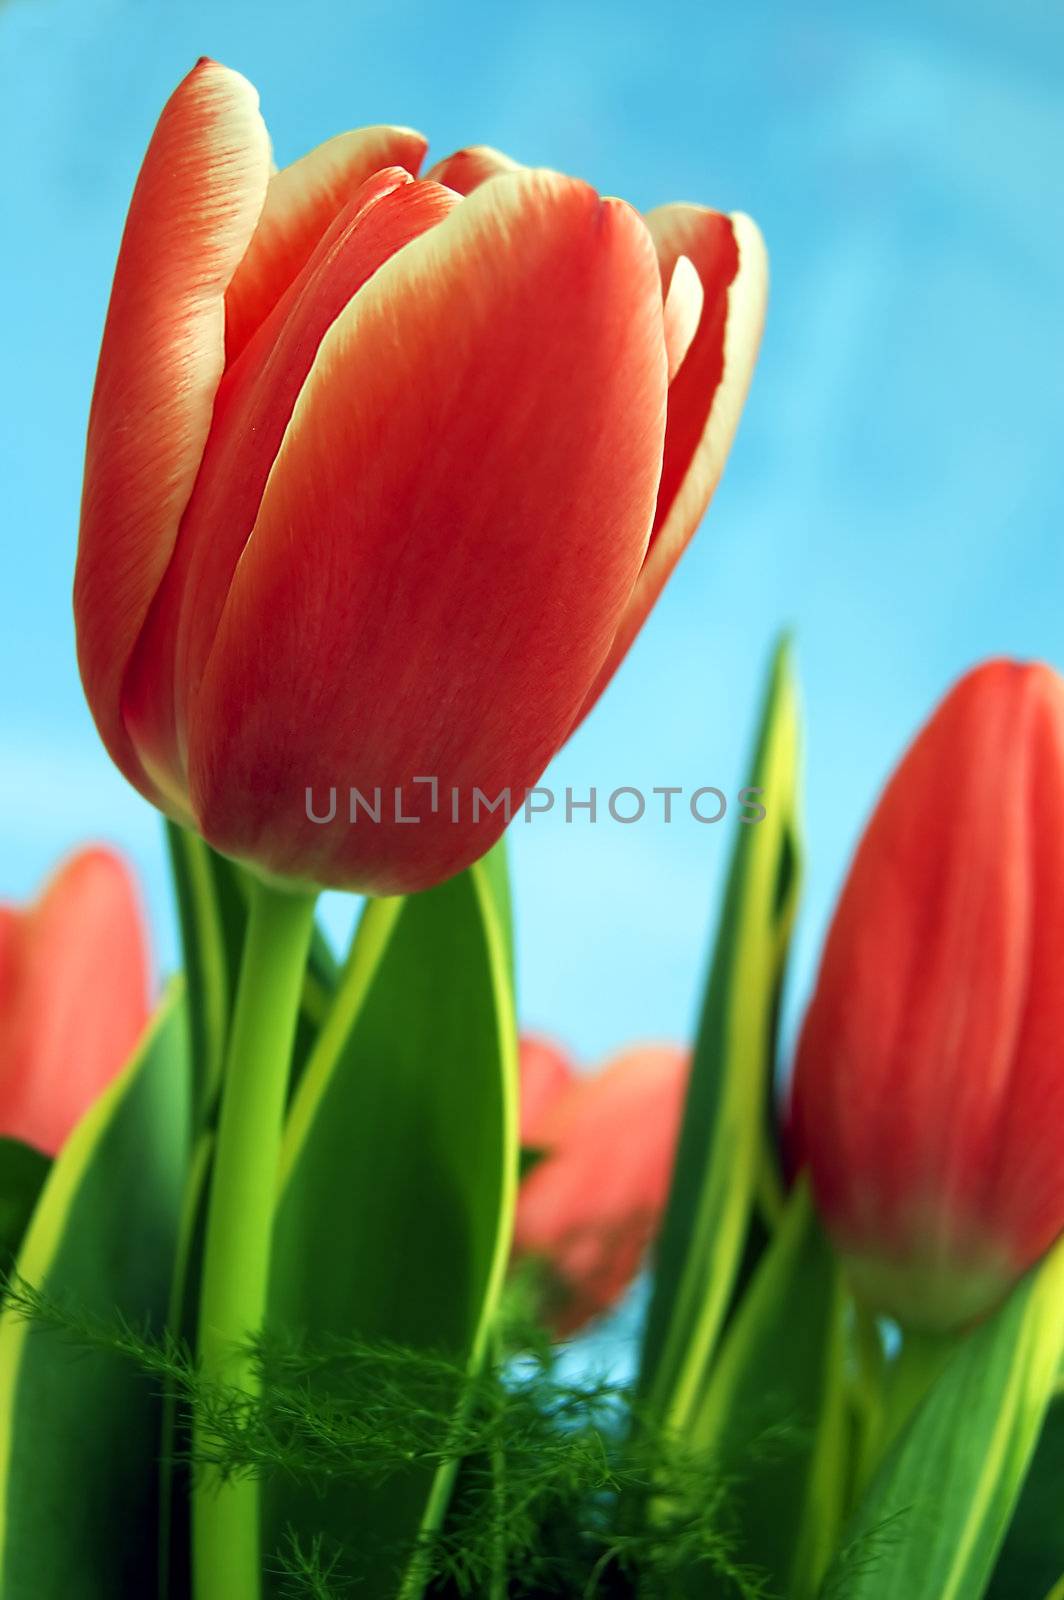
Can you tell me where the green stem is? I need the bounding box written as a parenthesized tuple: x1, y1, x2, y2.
(488, 1327, 508, 1600)
(192, 877, 317, 1600)
(851, 1304, 888, 1502)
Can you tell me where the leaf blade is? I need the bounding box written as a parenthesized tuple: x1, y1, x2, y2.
(0, 987, 191, 1599)
(987, 1390, 1064, 1597)
(265, 862, 518, 1596)
(822, 1235, 1064, 1600)
(0, 1141, 49, 1268)
(680, 1181, 846, 1599)
(637, 636, 803, 1433)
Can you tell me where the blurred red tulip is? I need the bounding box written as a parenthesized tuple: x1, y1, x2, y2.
(75, 59, 766, 895)
(517, 1035, 576, 1143)
(515, 1035, 689, 1334)
(790, 660, 1064, 1331)
(0, 849, 151, 1156)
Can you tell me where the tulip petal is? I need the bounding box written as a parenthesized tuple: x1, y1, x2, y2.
(0, 850, 151, 1155)
(122, 170, 457, 803)
(793, 660, 1064, 1328)
(191, 169, 668, 893)
(797, 666, 1032, 1262)
(577, 207, 767, 717)
(514, 1046, 688, 1333)
(975, 667, 1064, 1272)
(519, 1036, 576, 1145)
(662, 253, 703, 382)
(224, 125, 428, 361)
(74, 59, 271, 798)
(425, 144, 523, 194)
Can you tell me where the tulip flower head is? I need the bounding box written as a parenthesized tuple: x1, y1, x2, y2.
(0, 848, 151, 1156)
(514, 1035, 689, 1335)
(790, 660, 1064, 1331)
(75, 59, 766, 895)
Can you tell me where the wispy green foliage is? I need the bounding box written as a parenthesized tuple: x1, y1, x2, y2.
(270, 1533, 348, 1600)
(0, 1273, 774, 1599)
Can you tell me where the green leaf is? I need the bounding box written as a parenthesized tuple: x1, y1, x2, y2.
(518, 1145, 549, 1180)
(985, 1388, 1064, 1597)
(675, 1180, 846, 1599)
(156, 1130, 213, 1600)
(637, 635, 802, 1434)
(480, 835, 515, 982)
(0, 1141, 49, 1267)
(289, 912, 342, 1103)
(166, 822, 246, 1119)
(821, 1235, 1064, 1600)
(0, 986, 191, 1599)
(264, 861, 518, 1597)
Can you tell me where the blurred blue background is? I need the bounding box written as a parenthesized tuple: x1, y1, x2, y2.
(2, 0, 1063, 1069)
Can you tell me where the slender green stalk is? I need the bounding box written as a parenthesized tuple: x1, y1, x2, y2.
(850, 1304, 888, 1503)
(488, 1327, 508, 1600)
(192, 877, 317, 1600)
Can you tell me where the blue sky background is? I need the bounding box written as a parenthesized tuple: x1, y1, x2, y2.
(2, 0, 1063, 1071)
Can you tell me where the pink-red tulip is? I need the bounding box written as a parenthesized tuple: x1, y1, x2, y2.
(74, 59, 766, 895)
(790, 660, 1064, 1331)
(0, 849, 151, 1156)
(515, 1034, 689, 1334)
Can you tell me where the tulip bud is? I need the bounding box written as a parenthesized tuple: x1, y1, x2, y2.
(74, 60, 766, 895)
(790, 660, 1064, 1330)
(514, 1035, 688, 1334)
(0, 849, 151, 1155)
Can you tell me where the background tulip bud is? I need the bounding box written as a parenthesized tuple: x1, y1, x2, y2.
(74, 60, 766, 895)
(0, 849, 151, 1156)
(514, 1034, 689, 1335)
(789, 660, 1064, 1331)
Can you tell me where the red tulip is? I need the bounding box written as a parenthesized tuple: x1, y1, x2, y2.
(515, 1034, 689, 1334)
(74, 59, 766, 895)
(0, 849, 151, 1156)
(518, 1035, 576, 1142)
(790, 660, 1064, 1331)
